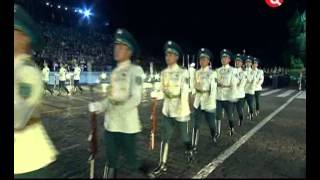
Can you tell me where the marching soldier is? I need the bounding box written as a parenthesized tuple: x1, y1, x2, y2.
(233, 54, 247, 126)
(252, 58, 264, 117)
(191, 48, 218, 153)
(215, 49, 238, 137)
(57, 63, 70, 96)
(14, 4, 58, 178)
(42, 62, 54, 95)
(88, 29, 149, 178)
(149, 40, 193, 177)
(244, 56, 256, 120)
(73, 63, 83, 94)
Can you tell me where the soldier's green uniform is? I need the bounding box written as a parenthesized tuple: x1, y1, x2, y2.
(89, 29, 148, 178)
(252, 58, 264, 117)
(244, 56, 256, 120)
(149, 41, 193, 177)
(216, 49, 238, 137)
(233, 54, 247, 126)
(191, 48, 218, 152)
(14, 4, 58, 178)
(42, 62, 54, 95)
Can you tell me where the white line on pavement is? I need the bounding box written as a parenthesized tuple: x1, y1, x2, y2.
(295, 91, 306, 99)
(276, 90, 296, 97)
(192, 91, 302, 179)
(60, 144, 81, 152)
(261, 89, 281, 96)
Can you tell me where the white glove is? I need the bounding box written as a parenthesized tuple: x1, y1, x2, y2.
(88, 102, 103, 113)
(150, 91, 158, 99)
(191, 89, 196, 95)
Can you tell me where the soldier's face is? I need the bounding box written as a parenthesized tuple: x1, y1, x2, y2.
(165, 52, 178, 66)
(199, 58, 209, 68)
(14, 29, 31, 58)
(236, 60, 243, 68)
(245, 62, 252, 67)
(221, 55, 230, 65)
(252, 63, 258, 69)
(114, 43, 132, 62)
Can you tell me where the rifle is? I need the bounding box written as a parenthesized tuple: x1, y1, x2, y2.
(149, 97, 158, 150)
(88, 67, 97, 179)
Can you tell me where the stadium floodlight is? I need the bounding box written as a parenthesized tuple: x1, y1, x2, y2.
(78, 9, 83, 14)
(83, 9, 92, 17)
(57, 5, 61, 9)
(50, 4, 53, 7)
(74, 9, 78, 12)
(65, 7, 68, 10)
(46, 2, 49, 6)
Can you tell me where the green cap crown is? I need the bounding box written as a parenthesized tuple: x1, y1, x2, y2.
(114, 28, 140, 57)
(197, 48, 213, 60)
(163, 41, 183, 57)
(14, 4, 43, 51)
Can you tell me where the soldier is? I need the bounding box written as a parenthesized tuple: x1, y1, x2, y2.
(215, 49, 238, 137)
(233, 54, 247, 126)
(149, 40, 193, 177)
(252, 58, 264, 116)
(88, 29, 149, 178)
(14, 4, 58, 178)
(73, 63, 83, 94)
(57, 63, 70, 96)
(191, 48, 218, 153)
(244, 56, 256, 121)
(42, 62, 54, 95)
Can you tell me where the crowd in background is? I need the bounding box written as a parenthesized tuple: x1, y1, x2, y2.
(33, 22, 114, 71)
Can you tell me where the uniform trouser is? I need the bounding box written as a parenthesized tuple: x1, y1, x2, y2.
(14, 163, 55, 178)
(216, 100, 234, 128)
(104, 130, 141, 170)
(233, 98, 245, 120)
(43, 82, 53, 94)
(193, 108, 216, 133)
(245, 94, 254, 114)
(161, 116, 192, 150)
(254, 91, 261, 111)
(73, 80, 83, 92)
(58, 81, 69, 94)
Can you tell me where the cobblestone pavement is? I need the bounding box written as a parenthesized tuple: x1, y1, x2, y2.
(39, 87, 306, 178)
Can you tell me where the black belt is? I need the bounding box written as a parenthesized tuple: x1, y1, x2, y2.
(164, 93, 180, 99)
(196, 89, 210, 94)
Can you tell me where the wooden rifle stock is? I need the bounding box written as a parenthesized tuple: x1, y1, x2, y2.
(149, 98, 158, 150)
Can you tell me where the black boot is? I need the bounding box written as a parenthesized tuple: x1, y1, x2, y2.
(138, 160, 153, 178)
(238, 116, 243, 127)
(229, 127, 235, 136)
(191, 128, 200, 153)
(184, 142, 194, 163)
(210, 129, 217, 144)
(215, 120, 221, 139)
(102, 166, 117, 179)
(148, 141, 169, 178)
(255, 110, 260, 117)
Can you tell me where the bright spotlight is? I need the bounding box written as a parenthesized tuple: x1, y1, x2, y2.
(57, 5, 61, 9)
(46, 2, 49, 6)
(83, 9, 92, 17)
(74, 9, 78, 12)
(65, 7, 68, 10)
(78, 9, 83, 14)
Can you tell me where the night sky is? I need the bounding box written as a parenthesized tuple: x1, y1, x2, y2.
(18, 0, 306, 67)
(99, 0, 305, 67)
